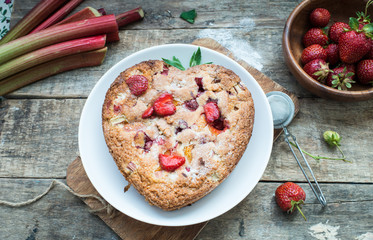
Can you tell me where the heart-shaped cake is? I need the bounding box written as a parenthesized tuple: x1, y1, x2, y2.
(102, 60, 255, 210)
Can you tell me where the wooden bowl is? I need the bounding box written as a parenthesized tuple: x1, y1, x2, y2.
(283, 0, 373, 101)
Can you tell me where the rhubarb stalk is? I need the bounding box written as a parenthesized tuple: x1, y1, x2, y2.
(115, 7, 144, 28)
(30, 0, 85, 34)
(0, 35, 106, 81)
(54, 7, 101, 26)
(0, 48, 107, 96)
(0, 15, 118, 65)
(107, 7, 144, 42)
(0, 0, 68, 45)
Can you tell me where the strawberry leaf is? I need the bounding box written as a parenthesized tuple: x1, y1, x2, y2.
(363, 23, 373, 33)
(346, 72, 355, 77)
(349, 17, 360, 30)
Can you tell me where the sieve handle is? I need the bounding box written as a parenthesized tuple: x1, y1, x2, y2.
(283, 126, 327, 206)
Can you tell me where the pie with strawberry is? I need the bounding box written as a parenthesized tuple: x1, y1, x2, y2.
(102, 60, 255, 210)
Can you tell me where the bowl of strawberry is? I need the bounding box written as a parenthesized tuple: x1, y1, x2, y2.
(283, 0, 373, 101)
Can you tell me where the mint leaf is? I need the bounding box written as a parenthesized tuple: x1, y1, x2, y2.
(189, 47, 202, 67)
(180, 9, 197, 24)
(162, 56, 185, 71)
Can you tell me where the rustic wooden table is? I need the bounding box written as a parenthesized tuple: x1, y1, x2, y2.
(1, 0, 372, 239)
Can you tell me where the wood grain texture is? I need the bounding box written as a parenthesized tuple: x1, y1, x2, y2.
(1, 177, 372, 240)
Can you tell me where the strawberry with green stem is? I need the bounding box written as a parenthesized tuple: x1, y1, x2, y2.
(275, 182, 307, 221)
(339, 4, 373, 64)
(303, 59, 331, 83)
(326, 66, 355, 90)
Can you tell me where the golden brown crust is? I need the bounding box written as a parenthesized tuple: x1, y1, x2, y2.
(102, 60, 255, 211)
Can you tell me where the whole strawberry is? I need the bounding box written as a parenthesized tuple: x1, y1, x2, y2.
(339, 31, 371, 63)
(275, 182, 306, 221)
(329, 22, 350, 43)
(310, 8, 330, 27)
(357, 60, 373, 84)
(326, 67, 355, 90)
(303, 28, 328, 47)
(303, 59, 331, 82)
(325, 43, 339, 66)
(301, 44, 327, 64)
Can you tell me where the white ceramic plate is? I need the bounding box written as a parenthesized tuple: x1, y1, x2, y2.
(79, 44, 273, 226)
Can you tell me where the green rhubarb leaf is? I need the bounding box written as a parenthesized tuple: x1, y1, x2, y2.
(180, 9, 197, 24)
(189, 47, 202, 67)
(162, 56, 185, 71)
(349, 17, 359, 30)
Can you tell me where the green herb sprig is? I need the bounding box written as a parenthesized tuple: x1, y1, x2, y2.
(162, 47, 212, 71)
(162, 56, 185, 71)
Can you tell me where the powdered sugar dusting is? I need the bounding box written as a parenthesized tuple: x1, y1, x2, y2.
(197, 18, 263, 71)
(309, 222, 340, 240)
(356, 232, 373, 240)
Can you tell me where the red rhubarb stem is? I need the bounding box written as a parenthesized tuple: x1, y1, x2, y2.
(0, 15, 118, 65)
(30, 0, 85, 33)
(115, 7, 144, 28)
(0, 35, 106, 81)
(54, 7, 101, 26)
(0, 0, 69, 45)
(0, 48, 107, 96)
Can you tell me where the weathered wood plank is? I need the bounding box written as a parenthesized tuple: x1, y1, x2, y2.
(0, 179, 119, 240)
(1, 98, 372, 182)
(6, 0, 310, 99)
(0, 179, 371, 239)
(0, 98, 84, 178)
(10, 0, 301, 30)
(197, 182, 373, 240)
(5, 28, 306, 98)
(262, 97, 373, 183)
